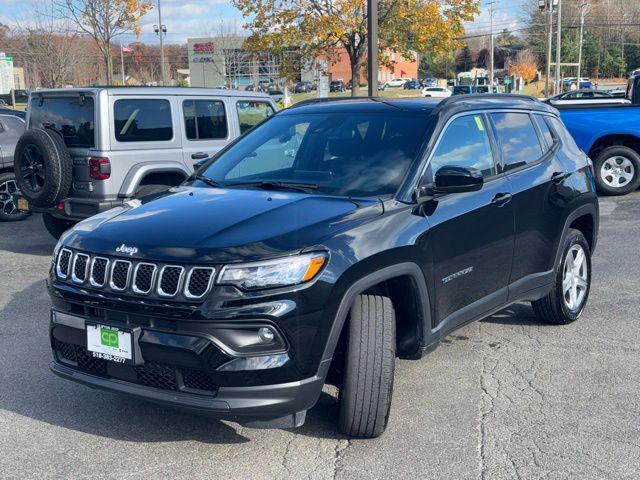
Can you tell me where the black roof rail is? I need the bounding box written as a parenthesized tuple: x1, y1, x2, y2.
(288, 96, 380, 109)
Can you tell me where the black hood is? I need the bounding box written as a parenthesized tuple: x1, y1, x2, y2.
(63, 186, 383, 263)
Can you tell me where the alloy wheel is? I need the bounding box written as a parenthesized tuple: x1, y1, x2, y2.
(0, 178, 19, 216)
(600, 156, 635, 189)
(20, 144, 46, 193)
(562, 244, 588, 311)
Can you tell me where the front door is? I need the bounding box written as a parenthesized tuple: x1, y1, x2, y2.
(180, 97, 232, 169)
(420, 113, 515, 330)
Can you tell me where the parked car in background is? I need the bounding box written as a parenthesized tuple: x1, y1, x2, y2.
(294, 81, 314, 93)
(0, 89, 29, 107)
(12, 87, 277, 238)
(0, 106, 26, 119)
(330, 80, 347, 92)
(403, 80, 422, 90)
(422, 86, 451, 98)
(48, 95, 598, 438)
(452, 85, 473, 95)
(268, 89, 284, 103)
(422, 77, 438, 88)
(382, 78, 411, 89)
(0, 114, 28, 221)
(558, 102, 640, 195)
(545, 90, 629, 106)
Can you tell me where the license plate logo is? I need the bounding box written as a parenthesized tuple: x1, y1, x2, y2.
(100, 327, 119, 348)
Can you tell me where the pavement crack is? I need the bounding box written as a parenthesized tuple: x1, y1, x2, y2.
(332, 438, 350, 479)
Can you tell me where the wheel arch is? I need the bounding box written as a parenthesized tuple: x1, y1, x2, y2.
(118, 162, 191, 198)
(319, 262, 432, 371)
(588, 133, 640, 159)
(553, 203, 599, 271)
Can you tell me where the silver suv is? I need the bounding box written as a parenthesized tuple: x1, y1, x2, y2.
(13, 87, 277, 237)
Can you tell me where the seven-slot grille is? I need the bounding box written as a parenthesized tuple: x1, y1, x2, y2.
(55, 248, 215, 300)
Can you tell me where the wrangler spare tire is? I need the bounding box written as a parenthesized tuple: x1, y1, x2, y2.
(14, 128, 72, 208)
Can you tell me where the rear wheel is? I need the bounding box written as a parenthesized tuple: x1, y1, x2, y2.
(532, 229, 591, 325)
(338, 294, 395, 438)
(0, 172, 28, 221)
(42, 213, 75, 240)
(593, 146, 640, 196)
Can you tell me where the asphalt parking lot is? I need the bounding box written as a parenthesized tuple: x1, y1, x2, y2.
(1, 193, 639, 480)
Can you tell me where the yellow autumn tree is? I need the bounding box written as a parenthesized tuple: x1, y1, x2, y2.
(233, 0, 479, 95)
(56, 0, 152, 85)
(509, 49, 538, 83)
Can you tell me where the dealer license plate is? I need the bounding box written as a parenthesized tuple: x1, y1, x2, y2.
(86, 324, 133, 364)
(17, 197, 29, 211)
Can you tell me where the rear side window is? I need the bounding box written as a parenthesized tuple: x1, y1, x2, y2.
(428, 114, 496, 179)
(29, 96, 95, 148)
(183, 99, 227, 140)
(546, 116, 583, 157)
(236, 101, 275, 134)
(533, 114, 554, 149)
(114, 99, 172, 142)
(491, 112, 543, 171)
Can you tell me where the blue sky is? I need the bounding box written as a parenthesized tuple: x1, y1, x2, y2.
(0, 0, 525, 46)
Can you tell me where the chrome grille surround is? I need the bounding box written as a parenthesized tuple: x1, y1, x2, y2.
(56, 248, 73, 279)
(71, 253, 90, 284)
(184, 267, 216, 299)
(157, 265, 185, 298)
(132, 262, 157, 295)
(110, 260, 132, 292)
(89, 256, 110, 288)
(54, 248, 215, 301)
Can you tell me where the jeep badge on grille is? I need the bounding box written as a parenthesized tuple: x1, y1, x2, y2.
(115, 244, 138, 256)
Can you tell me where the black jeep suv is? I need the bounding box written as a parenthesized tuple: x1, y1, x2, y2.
(48, 96, 598, 438)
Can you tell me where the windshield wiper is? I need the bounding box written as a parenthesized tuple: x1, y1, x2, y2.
(225, 180, 319, 193)
(193, 174, 224, 188)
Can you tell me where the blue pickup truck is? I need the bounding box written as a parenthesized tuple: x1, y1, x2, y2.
(557, 75, 640, 196)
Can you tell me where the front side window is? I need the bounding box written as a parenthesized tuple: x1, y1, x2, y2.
(236, 101, 275, 134)
(183, 99, 227, 140)
(491, 112, 543, 171)
(114, 99, 172, 142)
(201, 112, 433, 197)
(427, 114, 496, 180)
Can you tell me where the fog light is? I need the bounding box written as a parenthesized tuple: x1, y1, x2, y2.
(258, 327, 275, 343)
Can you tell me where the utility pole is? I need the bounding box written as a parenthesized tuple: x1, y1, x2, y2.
(154, 0, 167, 86)
(539, 0, 554, 96)
(367, 0, 379, 97)
(489, 1, 495, 89)
(120, 44, 126, 85)
(554, 0, 562, 93)
(577, 2, 588, 82)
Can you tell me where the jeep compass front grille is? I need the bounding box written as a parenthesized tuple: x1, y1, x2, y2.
(55, 248, 216, 301)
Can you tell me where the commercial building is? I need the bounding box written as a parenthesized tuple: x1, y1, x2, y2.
(187, 37, 418, 88)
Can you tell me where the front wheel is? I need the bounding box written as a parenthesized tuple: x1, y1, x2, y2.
(593, 146, 640, 196)
(338, 294, 395, 438)
(532, 228, 591, 324)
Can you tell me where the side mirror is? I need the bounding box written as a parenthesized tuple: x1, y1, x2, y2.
(416, 166, 483, 203)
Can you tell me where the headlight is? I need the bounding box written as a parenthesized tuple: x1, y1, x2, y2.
(219, 253, 327, 290)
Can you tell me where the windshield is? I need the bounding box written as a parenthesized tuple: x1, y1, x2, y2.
(200, 111, 432, 197)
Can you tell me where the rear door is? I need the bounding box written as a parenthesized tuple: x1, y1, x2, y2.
(422, 113, 515, 330)
(179, 96, 232, 168)
(490, 111, 571, 297)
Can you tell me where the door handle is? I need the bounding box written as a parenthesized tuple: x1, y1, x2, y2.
(551, 171, 570, 184)
(191, 152, 209, 160)
(491, 192, 512, 207)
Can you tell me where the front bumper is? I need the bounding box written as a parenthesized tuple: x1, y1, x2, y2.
(49, 308, 328, 426)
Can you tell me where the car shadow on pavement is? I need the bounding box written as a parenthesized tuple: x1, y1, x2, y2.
(480, 302, 549, 326)
(0, 214, 56, 256)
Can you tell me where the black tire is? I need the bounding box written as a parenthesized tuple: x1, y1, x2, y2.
(42, 213, 75, 240)
(593, 146, 640, 196)
(338, 294, 395, 438)
(14, 128, 72, 208)
(0, 172, 28, 221)
(532, 228, 591, 325)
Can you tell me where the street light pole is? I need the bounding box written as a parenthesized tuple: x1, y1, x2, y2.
(367, 0, 379, 97)
(489, 1, 494, 89)
(554, 0, 562, 93)
(577, 2, 588, 82)
(156, 0, 166, 85)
